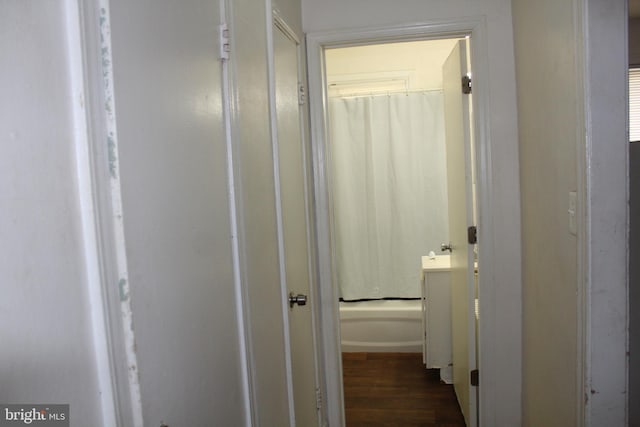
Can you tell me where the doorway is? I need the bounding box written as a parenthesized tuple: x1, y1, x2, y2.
(310, 32, 480, 426)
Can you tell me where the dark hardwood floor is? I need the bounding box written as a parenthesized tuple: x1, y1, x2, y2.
(342, 352, 466, 427)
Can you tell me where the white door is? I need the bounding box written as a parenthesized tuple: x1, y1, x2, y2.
(443, 39, 478, 427)
(273, 18, 320, 427)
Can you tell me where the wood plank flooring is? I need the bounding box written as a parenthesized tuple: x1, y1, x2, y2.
(342, 352, 466, 427)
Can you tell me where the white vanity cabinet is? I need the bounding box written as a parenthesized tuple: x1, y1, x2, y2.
(421, 255, 453, 384)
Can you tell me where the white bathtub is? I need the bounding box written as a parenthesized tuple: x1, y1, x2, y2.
(339, 299, 423, 352)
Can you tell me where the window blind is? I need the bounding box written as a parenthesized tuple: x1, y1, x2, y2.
(631, 68, 640, 142)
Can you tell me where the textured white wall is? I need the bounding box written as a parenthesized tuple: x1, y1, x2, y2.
(0, 1, 103, 424)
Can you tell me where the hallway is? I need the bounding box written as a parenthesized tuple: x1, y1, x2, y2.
(342, 353, 466, 426)
(1, 0, 629, 424)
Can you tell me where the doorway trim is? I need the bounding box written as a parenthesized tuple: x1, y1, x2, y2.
(307, 17, 520, 426)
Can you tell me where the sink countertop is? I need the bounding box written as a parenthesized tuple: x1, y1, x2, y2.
(421, 255, 451, 275)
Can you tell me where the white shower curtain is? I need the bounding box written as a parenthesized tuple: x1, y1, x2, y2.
(329, 92, 449, 300)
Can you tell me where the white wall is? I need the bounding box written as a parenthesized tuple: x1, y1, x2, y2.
(511, 0, 581, 424)
(3, 0, 310, 425)
(0, 1, 103, 424)
(580, 2, 627, 423)
(303, 1, 523, 425)
(104, 0, 247, 424)
(513, 0, 628, 425)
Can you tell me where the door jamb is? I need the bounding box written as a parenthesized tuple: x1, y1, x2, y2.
(71, 1, 145, 425)
(306, 18, 503, 427)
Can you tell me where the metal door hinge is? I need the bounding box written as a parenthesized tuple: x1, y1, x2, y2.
(467, 225, 477, 244)
(219, 23, 230, 60)
(298, 83, 306, 105)
(470, 369, 479, 387)
(462, 75, 472, 94)
(316, 388, 322, 410)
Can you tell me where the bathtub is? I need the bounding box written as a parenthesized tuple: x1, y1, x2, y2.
(339, 299, 423, 352)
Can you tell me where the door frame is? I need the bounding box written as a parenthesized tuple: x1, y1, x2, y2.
(71, 0, 146, 424)
(307, 18, 517, 426)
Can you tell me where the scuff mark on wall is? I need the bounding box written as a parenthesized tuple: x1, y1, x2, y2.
(99, 9, 115, 120)
(99, 7, 118, 181)
(107, 133, 117, 178)
(118, 278, 128, 301)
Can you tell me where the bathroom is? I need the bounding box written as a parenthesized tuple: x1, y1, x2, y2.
(324, 37, 463, 347)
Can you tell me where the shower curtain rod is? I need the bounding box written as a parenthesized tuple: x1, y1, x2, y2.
(329, 88, 443, 99)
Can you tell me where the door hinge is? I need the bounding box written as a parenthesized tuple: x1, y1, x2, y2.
(218, 23, 231, 60)
(298, 83, 307, 105)
(316, 387, 322, 410)
(467, 225, 477, 244)
(470, 369, 479, 387)
(462, 75, 472, 94)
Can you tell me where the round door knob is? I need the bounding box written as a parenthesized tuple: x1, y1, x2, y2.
(289, 292, 308, 308)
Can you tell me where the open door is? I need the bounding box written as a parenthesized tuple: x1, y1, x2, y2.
(443, 39, 478, 427)
(273, 16, 320, 427)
